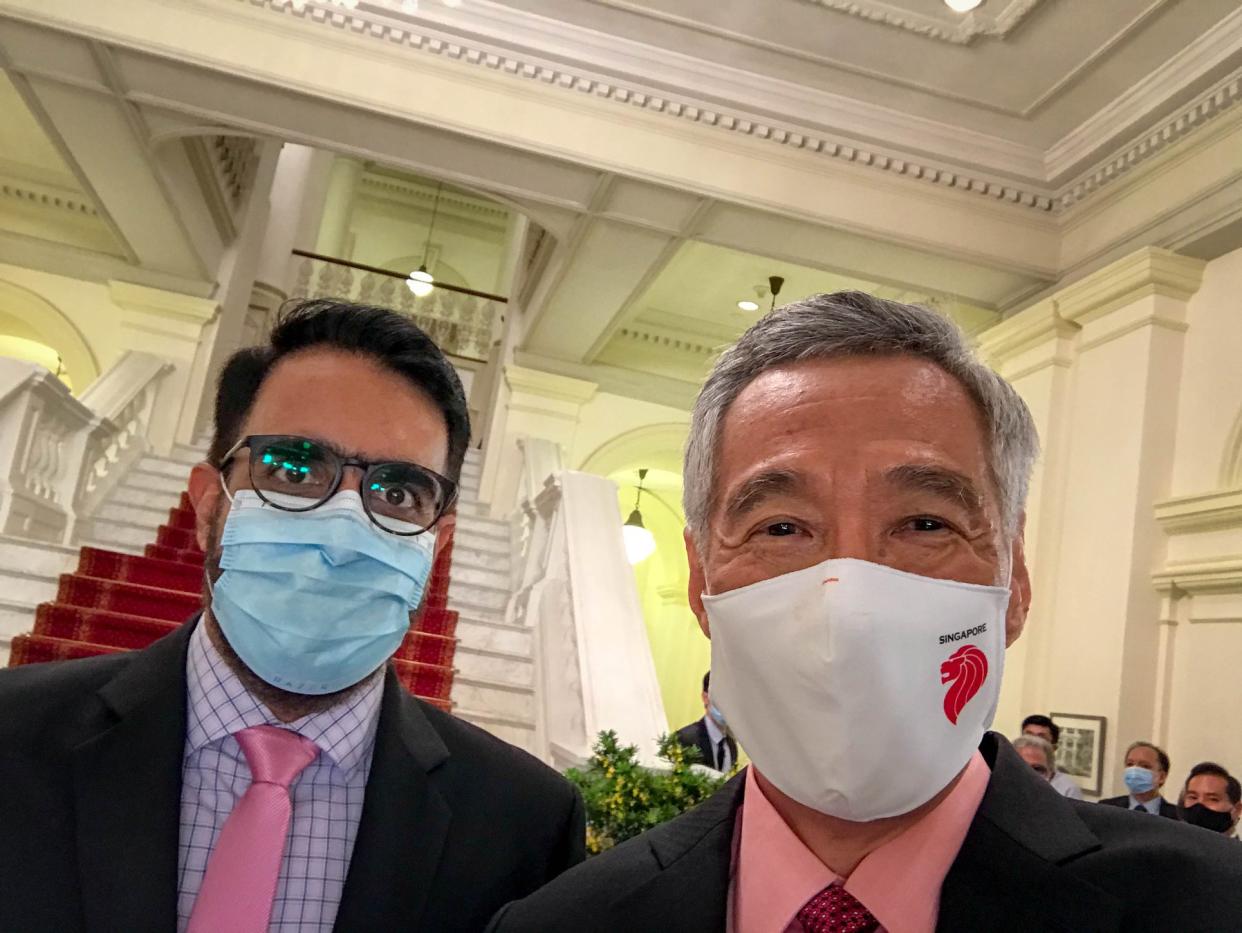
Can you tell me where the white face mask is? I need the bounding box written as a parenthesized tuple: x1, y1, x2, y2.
(704, 557, 1010, 821)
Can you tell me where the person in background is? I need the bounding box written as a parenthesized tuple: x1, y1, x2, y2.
(1012, 735, 1056, 783)
(1179, 762, 1242, 837)
(1100, 741, 1179, 818)
(1021, 713, 1083, 800)
(0, 300, 585, 933)
(675, 671, 737, 772)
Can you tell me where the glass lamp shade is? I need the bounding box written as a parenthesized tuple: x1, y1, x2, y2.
(623, 510, 657, 565)
(943, 0, 982, 11)
(406, 267, 435, 297)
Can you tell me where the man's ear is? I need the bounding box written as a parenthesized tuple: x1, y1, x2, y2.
(1004, 513, 1032, 648)
(188, 462, 223, 553)
(685, 527, 710, 639)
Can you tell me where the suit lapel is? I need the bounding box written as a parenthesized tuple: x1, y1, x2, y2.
(938, 734, 1122, 932)
(613, 773, 745, 932)
(71, 622, 194, 932)
(333, 670, 451, 932)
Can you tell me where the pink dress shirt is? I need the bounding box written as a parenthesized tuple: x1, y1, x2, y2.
(730, 752, 990, 933)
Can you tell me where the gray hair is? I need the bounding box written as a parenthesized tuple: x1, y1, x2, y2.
(1012, 734, 1056, 773)
(683, 291, 1039, 540)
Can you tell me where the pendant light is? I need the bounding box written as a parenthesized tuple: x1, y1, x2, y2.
(623, 468, 657, 565)
(407, 181, 444, 297)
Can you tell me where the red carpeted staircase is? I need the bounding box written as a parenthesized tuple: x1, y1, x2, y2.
(7, 493, 460, 711)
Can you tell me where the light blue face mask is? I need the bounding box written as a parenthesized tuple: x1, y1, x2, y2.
(1124, 765, 1157, 795)
(209, 489, 436, 695)
(708, 701, 729, 732)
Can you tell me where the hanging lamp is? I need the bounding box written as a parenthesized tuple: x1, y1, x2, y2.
(623, 468, 657, 565)
(407, 181, 444, 297)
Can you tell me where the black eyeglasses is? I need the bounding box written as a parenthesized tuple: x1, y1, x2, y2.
(217, 434, 457, 536)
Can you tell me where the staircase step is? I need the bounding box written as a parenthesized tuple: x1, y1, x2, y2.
(390, 657, 454, 699)
(0, 536, 79, 578)
(454, 499, 490, 519)
(133, 456, 193, 482)
(450, 676, 534, 722)
(0, 568, 61, 608)
(449, 563, 510, 591)
(453, 514, 510, 545)
(121, 469, 187, 497)
(451, 544, 511, 576)
(94, 501, 172, 529)
(34, 604, 178, 651)
(155, 525, 198, 552)
(169, 443, 209, 466)
(0, 599, 38, 641)
(145, 544, 206, 566)
(412, 606, 458, 638)
(456, 617, 531, 656)
(395, 629, 458, 667)
(108, 484, 186, 512)
(448, 580, 507, 612)
(454, 708, 536, 753)
(55, 573, 202, 623)
(77, 547, 202, 595)
(455, 646, 533, 688)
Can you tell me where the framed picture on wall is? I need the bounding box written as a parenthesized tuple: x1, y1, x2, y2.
(1050, 713, 1108, 797)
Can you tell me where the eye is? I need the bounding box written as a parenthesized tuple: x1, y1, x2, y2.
(765, 521, 801, 537)
(907, 516, 948, 532)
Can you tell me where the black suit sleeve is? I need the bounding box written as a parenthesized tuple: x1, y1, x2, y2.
(557, 783, 588, 873)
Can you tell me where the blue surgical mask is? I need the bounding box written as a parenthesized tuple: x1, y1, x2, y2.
(708, 701, 729, 732)
(209, 490, 436, 695)
(1124, 765, 1157, 795)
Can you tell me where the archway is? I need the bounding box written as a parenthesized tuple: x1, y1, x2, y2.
(0, 280, 99, 392)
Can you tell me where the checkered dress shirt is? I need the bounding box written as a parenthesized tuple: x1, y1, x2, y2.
(177, 622, 384, 932)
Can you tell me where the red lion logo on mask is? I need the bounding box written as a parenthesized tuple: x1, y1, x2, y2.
(941, 645, 988, 725)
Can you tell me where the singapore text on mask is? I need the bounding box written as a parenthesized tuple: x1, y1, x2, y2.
(207, 490, 436, 695)
(705, 558, 1010, 822)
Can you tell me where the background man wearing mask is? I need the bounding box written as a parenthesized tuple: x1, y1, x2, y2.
(1012, 735, 1056, 783)
(1100, 741, 1179, 818)
(1180, 762, 1242, 837)
(1020, 714, 1083, 800)
(488, 291, 1242, 933)
(675, 671, 737, 772)
(0, 300, 584, 932)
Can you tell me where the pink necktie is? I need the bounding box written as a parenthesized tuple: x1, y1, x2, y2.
(187, 725, 320, 933)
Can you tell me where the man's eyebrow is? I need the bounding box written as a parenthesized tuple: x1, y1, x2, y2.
(884, 464, 985, 516)
(720, 470, 805, 524)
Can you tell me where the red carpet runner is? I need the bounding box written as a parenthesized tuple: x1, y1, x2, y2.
(8, 493, 460, 711)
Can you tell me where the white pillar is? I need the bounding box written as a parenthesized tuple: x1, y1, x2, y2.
(255, 144, 336, 297)
(315, 156, 364, 259)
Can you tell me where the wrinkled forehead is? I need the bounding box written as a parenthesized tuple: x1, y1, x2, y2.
(712, 356, 995, 510)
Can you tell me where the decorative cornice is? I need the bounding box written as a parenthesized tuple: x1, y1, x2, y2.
(1055, 71, 1242, 211)
(614, 325, 722, 359)
(799, 0, 1042, 46)
(1152, 557, 1242, 598)
(243, 0, 1058, 213)
(975, 298, 1077, 368)
(503, 363, 598, 406)
(109, 280, 220, 326)
(1155, 489, 1242, 535)
(1053, 247, 1205, 327)
(359, 172, 509, 224)
(0, 173, 99, 219)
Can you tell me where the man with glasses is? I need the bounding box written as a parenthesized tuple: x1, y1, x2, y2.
(0, 300, 585, 932)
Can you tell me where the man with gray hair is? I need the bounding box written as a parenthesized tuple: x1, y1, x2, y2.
(490, 291, 1242, 932)
(1013, 734, 1057, 782)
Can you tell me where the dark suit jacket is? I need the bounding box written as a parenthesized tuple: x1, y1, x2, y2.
(1099, 794, 1181, 819)
(488, 732, 1242, 932)
(0, 621, 585, 932)
(674, 718, 738, 773)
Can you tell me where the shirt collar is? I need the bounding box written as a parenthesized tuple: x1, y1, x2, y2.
(185, 619, 384, 778)
(733, 752, 990, 933)
(1128, 794, 1162, 813)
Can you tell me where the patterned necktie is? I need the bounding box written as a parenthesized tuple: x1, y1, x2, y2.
(187, 725, 320, 933)
(796, 884, 880, 933)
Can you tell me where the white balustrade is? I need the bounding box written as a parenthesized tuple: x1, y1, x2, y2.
(508, 443, 668, 768)
(290, 254, 502, 361)
(0, 351, 174, 545)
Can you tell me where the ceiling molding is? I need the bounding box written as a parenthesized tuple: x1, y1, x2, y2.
(1155, 488, 1242, 535)
(1054, 70, 1242, 212)
(241, 0, 1059, 212)
(1152, 557, 1242, 598)
(798, 0, 1043, 46)
(1045, 5, 1242, 181)
(613, 324, 721, 359)
(359, 171, 511, 225)
(0, 172, 100, 219)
